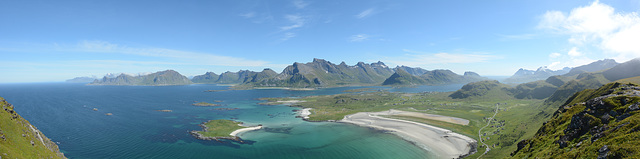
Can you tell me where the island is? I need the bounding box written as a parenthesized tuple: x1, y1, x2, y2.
(189, 119, 262, 142)
(192, 102, 221, 106)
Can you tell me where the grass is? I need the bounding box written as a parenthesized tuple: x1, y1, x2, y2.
(0, 97, 65, 159)
(193, 119, 246, 138)
(192, 102, 221, 106)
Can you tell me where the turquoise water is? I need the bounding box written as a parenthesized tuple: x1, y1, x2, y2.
(0, 83, 461, 158)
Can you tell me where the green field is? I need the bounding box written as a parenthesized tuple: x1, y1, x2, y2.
(193, 119, 247, 138)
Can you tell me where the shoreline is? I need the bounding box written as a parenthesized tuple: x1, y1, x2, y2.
(230, 125, 263, 137)
(337, 109, 477, 159)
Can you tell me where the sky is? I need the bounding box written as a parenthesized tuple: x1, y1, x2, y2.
(2, 0, 640, 83)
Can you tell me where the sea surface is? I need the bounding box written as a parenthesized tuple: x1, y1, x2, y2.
(0, 83, 462, 159)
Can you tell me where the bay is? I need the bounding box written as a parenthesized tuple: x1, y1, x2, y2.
(0, 83, 461, 159)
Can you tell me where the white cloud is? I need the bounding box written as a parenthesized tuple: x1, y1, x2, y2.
(76, 40, 270, 67)
(549, 52, 562, 58)
(282, 32, 296, 41)
(239, 12, 255, 18)
(349, 34, 370, 42)
(280, 14, 305, 31)
(567, 47, 582, 57)
(293, 0, 309, 9)
(356, 8, 375, 19)
(540, 0, 640, 61)
(386, 49, 499, 65)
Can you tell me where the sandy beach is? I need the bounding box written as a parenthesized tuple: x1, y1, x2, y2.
(299, 108, 312, 119)
(229, 125, 262, 137)
(339, 109, 477, 159)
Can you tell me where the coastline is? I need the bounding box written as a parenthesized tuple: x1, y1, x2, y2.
(230, 125, 263, 136)
(337, 109, 477, 159)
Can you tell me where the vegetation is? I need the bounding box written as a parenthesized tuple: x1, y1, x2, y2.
(192, 119, 247, 138)
(0, 97, 66, 159)
(192, 102, 221, 106)
(510, 83, 640, 158)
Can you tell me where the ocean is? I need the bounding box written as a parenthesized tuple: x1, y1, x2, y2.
(0, 83, 462, 159)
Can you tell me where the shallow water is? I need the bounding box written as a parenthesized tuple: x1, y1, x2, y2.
(0, 83, 461, 159)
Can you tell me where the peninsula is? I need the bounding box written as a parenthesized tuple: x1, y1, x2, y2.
(190, 119, 262, 142)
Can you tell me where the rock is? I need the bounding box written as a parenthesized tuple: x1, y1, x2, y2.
(629, 103, 639, 111)
(93, 108, 98, 111)
(597, 145, 609, 159)
(30, 140, 35, 146)
(105, 113, 113, 116)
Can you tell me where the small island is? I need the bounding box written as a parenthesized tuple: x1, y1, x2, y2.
(192, 102, 221, 106)
(189, 119, 262, 142)
(155, 109, 173, 112)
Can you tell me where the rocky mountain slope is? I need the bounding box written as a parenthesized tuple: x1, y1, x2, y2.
(510, 82, 640, 158)
(89, 70, 193, 86)
(1, 97, 66, 158)
(383, 68, 487, 86)
(241, 58, 395, 87)
(504, 66, 570, 83)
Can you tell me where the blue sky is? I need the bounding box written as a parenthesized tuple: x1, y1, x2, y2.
(2, 0, 640, 83)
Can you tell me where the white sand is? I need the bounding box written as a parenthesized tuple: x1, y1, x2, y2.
(339, 109, 477, 158)
(276, 100, 306, 105)
(229, 125, 262, 137)
(392, 110, 469, 125)
(299, 108, 312, 119)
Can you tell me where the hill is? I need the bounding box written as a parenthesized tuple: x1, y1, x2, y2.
(510, 82, 640, 158)
(449, 80, 512, 99)
(89, 70, 193, 86)
(1, 97, 66, 158)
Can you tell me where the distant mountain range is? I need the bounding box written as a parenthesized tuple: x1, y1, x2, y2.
(65, 76, 97, 83)
(504, 59, 619, 83)
(88, 70, 193, 86)
(78, 58, 488, 87)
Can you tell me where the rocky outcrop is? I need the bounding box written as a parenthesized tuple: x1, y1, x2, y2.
(511, 83, 640, 158)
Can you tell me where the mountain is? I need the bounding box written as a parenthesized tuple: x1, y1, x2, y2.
(382, 69, 426, 85)
(602, 58, 640, 82)
(191, 72, 220, 84)
(89, 70, 193, 86)
(382, 68, 488, 86)
(241, 58, 395, 88)
(564, 59, 619, 76)
(511, 82, 640, 158)
(191, 69, 278, 85)
(449, 80, 512, 99)
(504, 66, 571, 83)
(394, 66, 430, 76)
(65, 76, 97, 83)
(1, 97, 66, 158)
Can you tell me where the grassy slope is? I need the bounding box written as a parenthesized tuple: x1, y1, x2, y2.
(194, 119, 246, 138)
(510, 83, 640, 158)
(0, 97, 66, 159)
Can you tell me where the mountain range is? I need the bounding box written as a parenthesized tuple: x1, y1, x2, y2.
(83, 58, 485, 87)
(89, 70, 193, 86)
(504, 59, 619, 83)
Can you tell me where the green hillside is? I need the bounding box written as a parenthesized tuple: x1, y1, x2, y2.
(510, 82, 640, 158)
(0, 97, 66, 159)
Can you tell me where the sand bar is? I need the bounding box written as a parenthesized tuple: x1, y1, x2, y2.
(339, 109, 477, 158)
(229, 125, 262, 137)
